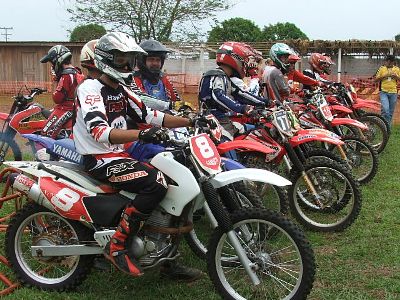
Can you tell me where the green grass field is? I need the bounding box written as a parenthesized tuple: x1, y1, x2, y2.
(0, 103, 399, 299)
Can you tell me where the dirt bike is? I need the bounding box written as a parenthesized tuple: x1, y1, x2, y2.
(0, 86, 72, 162)
(326, 83, 389, 153)
(228, 105, 362, 232)
(21, 116, 289, 261)
(3, 129, 315, 300)
(291, 89, 379, 185)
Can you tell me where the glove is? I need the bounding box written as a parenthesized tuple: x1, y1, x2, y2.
(138, 127, 169, 144)
(244, 105, 259, 118)
(189, 115, 218, 129)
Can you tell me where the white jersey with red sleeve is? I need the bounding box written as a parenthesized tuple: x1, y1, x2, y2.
(73, 79, 165, 155)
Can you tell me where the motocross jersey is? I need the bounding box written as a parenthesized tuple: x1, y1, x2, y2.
(261, 65, 290, 101)
(53, 67, 84, 110)
(73, 79, 165, 155)
(132, 72, 181, 104)
(198, 68, 268, 119)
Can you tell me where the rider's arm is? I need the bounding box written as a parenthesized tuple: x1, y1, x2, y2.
(292, 70, 320, 86)
(231, 81, 270, 107)
(53, 74, 73, 104)
(211, 75, 248, 114)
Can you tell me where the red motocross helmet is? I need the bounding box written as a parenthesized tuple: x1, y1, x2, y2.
(216, 42, 255, 79)
(309, 53, 334, 74)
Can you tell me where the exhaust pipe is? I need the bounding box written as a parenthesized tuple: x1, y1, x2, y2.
(9, 173, 55, 212)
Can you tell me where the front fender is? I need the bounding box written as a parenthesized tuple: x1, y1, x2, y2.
(329, 105, 353, 114)
(331, 118, 368, 130)
(290, 129, 344, 146)
(217, 139, 275, 155)
(209, 168, 291, 188)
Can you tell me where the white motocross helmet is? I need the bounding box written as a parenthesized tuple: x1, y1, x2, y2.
(94, 32, 147, 84)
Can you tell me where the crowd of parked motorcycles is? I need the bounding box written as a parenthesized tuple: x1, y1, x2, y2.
(0, 32, 391, 300)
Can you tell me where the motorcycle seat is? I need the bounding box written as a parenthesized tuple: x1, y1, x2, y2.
(39, 161, 119, 194)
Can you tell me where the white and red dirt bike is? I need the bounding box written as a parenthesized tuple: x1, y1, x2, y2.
(3, 131, 315, 300)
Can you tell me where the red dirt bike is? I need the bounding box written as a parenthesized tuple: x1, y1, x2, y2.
(2, 128, 315, 300)
(0, 87, 73, 162)
(290, 89, 379, 185)
(326, 83, 389, 153)
(224, 105, 362, 232)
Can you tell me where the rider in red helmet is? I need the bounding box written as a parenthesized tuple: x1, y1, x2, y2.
(286, 54, 322, 93)
(40, 45, 84, 138)
(303, 53, 335, 89)
(198, 41, 270, 137)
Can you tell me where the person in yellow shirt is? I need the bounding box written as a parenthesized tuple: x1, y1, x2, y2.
(374, 55, 400, 125)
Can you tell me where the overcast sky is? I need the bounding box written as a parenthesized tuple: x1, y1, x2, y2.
(1, 0, 399, 42)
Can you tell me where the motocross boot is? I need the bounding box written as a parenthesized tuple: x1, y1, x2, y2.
(104, 206, 149, 276)
(160, 260, 203, 282)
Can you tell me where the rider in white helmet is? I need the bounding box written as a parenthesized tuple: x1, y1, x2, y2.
(73, 32, 202, 281)
(261, 43, 295, 101)
(80, 39, 102, 79)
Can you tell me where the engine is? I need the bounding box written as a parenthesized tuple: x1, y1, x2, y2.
(129, 207, 174, 267)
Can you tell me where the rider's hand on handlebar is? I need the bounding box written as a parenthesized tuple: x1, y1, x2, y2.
(138, 127, 169, 144)
(189, 115, 218, 129)
(244, 105, 259, 118)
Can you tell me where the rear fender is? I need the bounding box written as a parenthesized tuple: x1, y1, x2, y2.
(209, 168, 291, 188)
(217, 139, 275, 155)
(21, 133, 56, 149)
(331, 118, 368, 130)
(290, 129, 344, 146)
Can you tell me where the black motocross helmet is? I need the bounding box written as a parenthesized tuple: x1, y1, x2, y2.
(40, 45, 72, 78)
(137, 40, 170, 80)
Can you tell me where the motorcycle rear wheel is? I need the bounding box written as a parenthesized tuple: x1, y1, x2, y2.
(5, 203, 94, 291)
(207, 207, 315, 300)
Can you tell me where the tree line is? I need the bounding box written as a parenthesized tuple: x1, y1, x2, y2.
(67, 0, 308, 43)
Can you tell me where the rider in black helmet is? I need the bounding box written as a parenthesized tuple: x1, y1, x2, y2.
(132, 40, 181, 110)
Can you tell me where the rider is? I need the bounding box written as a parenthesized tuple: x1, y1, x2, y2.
(80, 39, 102, 80)
(73, 32, 201, 280)
(40, 45, 84, 138)
(261, 43, 295, 102)
(302, 53, 335, 89)
(198, 41, 270, 137)
(132, 39, 181, 110)
(286, 54, 322, 93)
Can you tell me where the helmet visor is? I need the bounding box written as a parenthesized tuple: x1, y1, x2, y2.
(112, 51, 137, 70)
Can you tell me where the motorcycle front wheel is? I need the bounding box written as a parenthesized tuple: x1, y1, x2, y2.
(185, 181, 270, 260)
(288, 157, 362, 232)
(5, 203, 94, 291)
(207, 207, 315, 300)
(358, 115, 388, 153)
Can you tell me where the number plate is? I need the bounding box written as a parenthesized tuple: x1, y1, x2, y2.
(272, 110, 292, 135)
(189, 133, 221, 175)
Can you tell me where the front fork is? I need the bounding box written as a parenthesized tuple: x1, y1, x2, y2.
(284, 142, 324, 207)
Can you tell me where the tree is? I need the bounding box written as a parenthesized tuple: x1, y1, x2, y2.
(70, 24, 107, 42)
(262, 22, 308, 41)
(395, 34, 400, 41)
(67, 0, 232, 42)
(207, 17, 262, 43)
